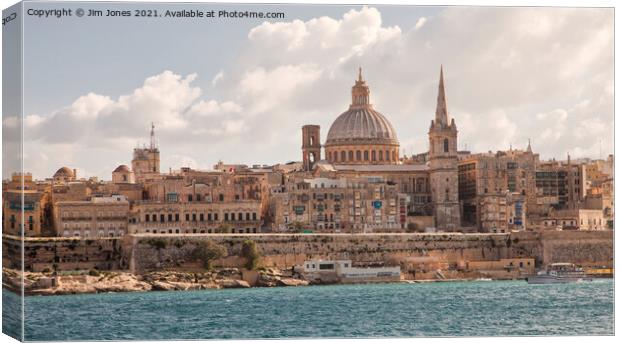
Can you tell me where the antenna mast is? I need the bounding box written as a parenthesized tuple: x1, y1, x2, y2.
(150, 122, 155, 149)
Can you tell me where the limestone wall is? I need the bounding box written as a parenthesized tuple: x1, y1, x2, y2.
(2, 235, 124, 272)
(4, 230, 612, 274)
(124, 233, 511, 273)
(507, 230, 613, 267)
(124, 231, 613, 273)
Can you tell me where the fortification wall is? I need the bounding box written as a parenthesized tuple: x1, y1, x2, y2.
(124, 231, 613, 273)
(123, 233, 512, 273)
(2, 235, 124, 272)
(507, 230, 613, 267)
(4, 230, 612, 274)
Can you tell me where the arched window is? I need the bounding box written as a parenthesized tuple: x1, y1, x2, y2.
(341, 151, 346, 161)
(327, 151, 332, 162)
(385, 150, 390, 161)
(392, 150, 396, 161)
(364, 151, 369, 161)
(310, 136, 315, 146)
(371, 150, 376, 161)
(378, 150, 383, 161)
(444, 138, 449, 153)
(348, 151, 354, 161)
(356, 150, 361, 161)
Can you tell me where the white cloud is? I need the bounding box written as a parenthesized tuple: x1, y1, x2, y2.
(414, 17, 427, 30)
(188, 100, 242, 117)
(8, 6, 613, 179)
(211, 71, 225, 86)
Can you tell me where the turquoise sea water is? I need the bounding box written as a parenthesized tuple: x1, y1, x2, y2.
(3, 279, 614, 341)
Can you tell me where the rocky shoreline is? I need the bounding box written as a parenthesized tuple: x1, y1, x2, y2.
(2, 268, 310, 296)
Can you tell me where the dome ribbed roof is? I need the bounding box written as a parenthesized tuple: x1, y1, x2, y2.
(325, 68, 399, 147)
(54, 167, 74, 177)
(326, 107, 399, 146)
(113, 165, 130, 173)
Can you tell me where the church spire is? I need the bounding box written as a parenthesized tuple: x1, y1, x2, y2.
(526, 138, 532, 153)
(435, 65, 449, 126)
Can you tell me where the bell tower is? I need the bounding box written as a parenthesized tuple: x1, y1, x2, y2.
(302, 125, 321, 171)
(428, 66, 461, 231)
(132, 123, 161, 180)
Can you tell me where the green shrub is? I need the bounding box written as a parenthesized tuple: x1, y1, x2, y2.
(191, 240, 228, 270)
(88, 269, 100, 277)
(241, 240, 260, 270)
(146, 238, 167, 250)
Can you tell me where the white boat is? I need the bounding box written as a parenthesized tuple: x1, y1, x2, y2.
(526, 263, 593, 284)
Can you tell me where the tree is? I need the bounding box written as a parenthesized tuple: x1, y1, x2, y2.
(192, 240, 228, 270)
(218, 223, 232, 233)
(241, 240, 260, 270)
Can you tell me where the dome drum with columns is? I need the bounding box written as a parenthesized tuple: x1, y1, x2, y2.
(324, 68, 400, 165)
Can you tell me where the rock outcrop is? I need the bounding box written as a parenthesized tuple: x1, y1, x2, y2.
(3, 267, 308, 296)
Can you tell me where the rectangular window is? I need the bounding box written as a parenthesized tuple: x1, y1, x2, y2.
(224, 213, 229, 221)
(188, 194, 193, 202)
(219, 194, 224, 202)
(208, 213, 212, 221)
(252, 213, 257, 220)
(175, 213, 180, 222)
(231, 213, 236, 221)
(152, 214, 157, 222)
(192, 213, 197, 221)
(186, 213, 190, 221)
(200, 213, 204, 221)
(166, 193, 178, 203)
(168, 214, 173, 222)
(214, 213, 219, 221)
(160, 214, 165, 223)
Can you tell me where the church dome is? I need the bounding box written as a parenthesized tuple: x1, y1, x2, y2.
(326, 107, 398, 146)
(54, 167, 74, 178)
(323, 68, 400, 165)
(325, 68, 399, 147)
(113, 165, 130, 173)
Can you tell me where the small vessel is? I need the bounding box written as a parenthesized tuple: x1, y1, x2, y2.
(526, 263, 593, 284)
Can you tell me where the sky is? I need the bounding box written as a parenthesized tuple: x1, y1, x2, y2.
(2, 3, 614, 180)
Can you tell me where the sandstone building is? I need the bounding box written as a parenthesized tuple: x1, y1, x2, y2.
(2, 65, 614, 236)
(270, 176, 408, 233)
(54, 195, 130, 237)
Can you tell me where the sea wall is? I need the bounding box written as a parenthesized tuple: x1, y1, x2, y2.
(124, 231, 614, 273)
(4, 230, 613, 273)
(2, 234, 124, 272)
(507, 230, 613, 267)
(123, 233, 511, 273)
